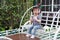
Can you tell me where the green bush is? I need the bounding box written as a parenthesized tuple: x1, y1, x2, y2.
(0, 0, 33, 31)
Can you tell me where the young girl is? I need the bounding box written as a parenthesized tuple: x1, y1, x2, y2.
(26, 7, 41, 38)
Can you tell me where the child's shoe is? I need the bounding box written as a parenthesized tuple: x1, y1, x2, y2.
(26, 34, 31, 37)
(31, 35, 35, 38)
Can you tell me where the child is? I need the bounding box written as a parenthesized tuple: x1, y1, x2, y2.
(26, 7, 41, 38)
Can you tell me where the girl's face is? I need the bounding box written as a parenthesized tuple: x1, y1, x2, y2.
(33, 8, 40, 15)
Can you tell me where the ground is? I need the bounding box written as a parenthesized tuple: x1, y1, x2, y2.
(7, 34, 40, 40)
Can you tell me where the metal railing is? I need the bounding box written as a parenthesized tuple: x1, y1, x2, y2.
(0, 29, 19, 36)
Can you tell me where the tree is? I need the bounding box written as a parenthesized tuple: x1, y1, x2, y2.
(0, 0, 34, 31)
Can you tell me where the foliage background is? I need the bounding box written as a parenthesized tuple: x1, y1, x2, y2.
(0, 0, 34, 31)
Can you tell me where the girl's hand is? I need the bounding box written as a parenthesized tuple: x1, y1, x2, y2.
(34, 16, 41, 23)
(33, 16, 38, 21)
(30, 17, 33, 22)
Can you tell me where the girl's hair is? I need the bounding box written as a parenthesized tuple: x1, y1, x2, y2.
(32, 7, 41, 14)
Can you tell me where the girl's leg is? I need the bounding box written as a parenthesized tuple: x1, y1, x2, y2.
(26, 25, 33, 37)
(32, 25, 40, 35)
(28, 25, 33, 34)
(31, 25, 40, 38)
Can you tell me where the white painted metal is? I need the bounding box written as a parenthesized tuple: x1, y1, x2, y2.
(53, 27, 60, 40)
(52, 0, 54, 12)
(0, 36, 12, 40)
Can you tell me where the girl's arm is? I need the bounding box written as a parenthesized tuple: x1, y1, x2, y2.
(34, 16, 41, 23)
(29, 17, 33, 23)
(36, 19, 41, 23)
